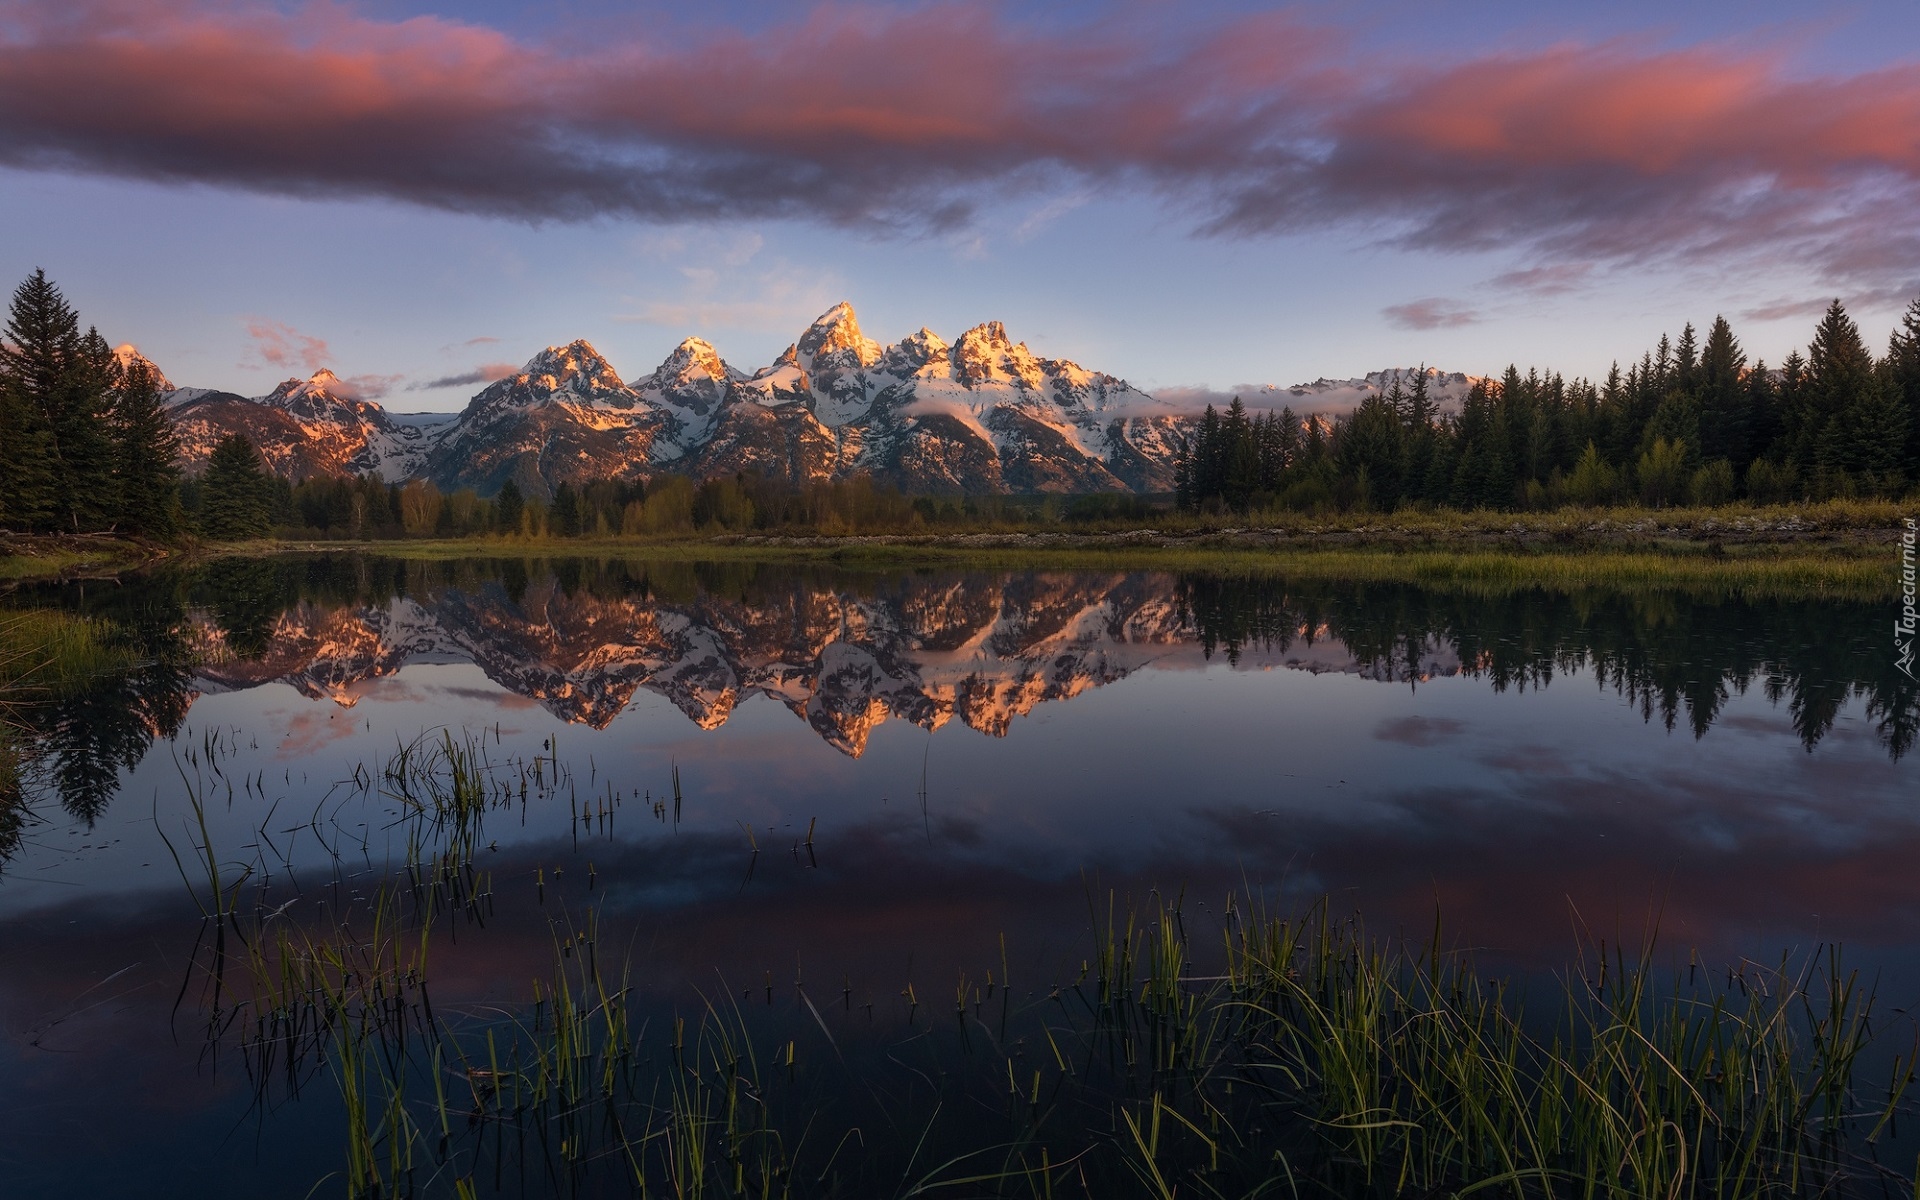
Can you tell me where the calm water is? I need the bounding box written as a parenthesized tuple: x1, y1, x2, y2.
(1, 555, 1915, 1196)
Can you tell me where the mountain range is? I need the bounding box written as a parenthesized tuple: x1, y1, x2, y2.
(153, 304, 1480, 497)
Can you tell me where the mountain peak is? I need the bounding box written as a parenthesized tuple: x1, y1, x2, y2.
(883, 327, 950, 374)
(112, 343, 174, 391)
(952, 320, 1041, 390)
(522, 339, 624, 391)
(796, 301, 880, 368)
(651, 337, 735, 387)
(263, 368, 349, 407)
(959, 320, 1013, 351)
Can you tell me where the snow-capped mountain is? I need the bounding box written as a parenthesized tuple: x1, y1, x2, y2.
(169, 368, 437, 481)
(1241, 367, 1483, 412)
(112, 344, 173, 391)
(157, 305, 1477, 496)
(421, 341, 663, 497)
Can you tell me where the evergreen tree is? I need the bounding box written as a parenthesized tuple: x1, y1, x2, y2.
(1221, 398, 1259, 509)
(1673, 323, 1699, 395)
(495, 479, 525, 533)
(1806, 300, 1902, 491)
(1337, 390, 1404, 510)
(551, 480, 583, 536)
(1884, 299, 1920, 481)
(1401, 369, 1438, 503)
(0, 370, 53, 529)
(109, 354, 181, 536)
(1645, 390, 1703, 469)
(1696, 315, 1749, 469)
(0, 270, 115, 531)
(199, 434, 275, 539)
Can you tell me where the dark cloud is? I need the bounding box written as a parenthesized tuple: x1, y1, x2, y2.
(1, 4, 1918, 292)
(339, 372, 404, 400)
(408, 363, 518, 391)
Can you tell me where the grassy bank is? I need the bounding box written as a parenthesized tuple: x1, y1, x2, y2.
(225, 503, 1908, 600)
(0, 532, 174, 583)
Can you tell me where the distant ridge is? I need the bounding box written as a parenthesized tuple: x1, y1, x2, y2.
(160, 304, 1477, 497)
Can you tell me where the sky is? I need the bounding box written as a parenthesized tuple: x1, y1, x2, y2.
(3, 0, 1919, 410)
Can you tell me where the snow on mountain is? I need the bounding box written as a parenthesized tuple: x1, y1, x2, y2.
(112, 343, 172, 391)
(639, 337, 746, 462)
(168, 368, 440, 481)
(149, 308, 1482, 497)
(424, 341, 661, 498)
(1150, 368, 1486, 417)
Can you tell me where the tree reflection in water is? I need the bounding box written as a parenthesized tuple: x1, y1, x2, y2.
(0, 554, 1911, 864)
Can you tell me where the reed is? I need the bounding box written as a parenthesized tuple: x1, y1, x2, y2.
(175, 736, 1914, 1198)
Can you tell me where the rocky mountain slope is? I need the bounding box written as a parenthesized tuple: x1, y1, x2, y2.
(169, 369, 437, 481)
(158, 304, 1472, 496)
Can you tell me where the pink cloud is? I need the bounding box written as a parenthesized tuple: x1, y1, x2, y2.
(243, 318, 329, 372)
(1490, 263, 1595, 295)
(0, 4, 1916, 293)
(1383, 298, 1480, 330)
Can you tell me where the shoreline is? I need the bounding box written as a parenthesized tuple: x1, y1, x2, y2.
(2, 501, 1910, 598)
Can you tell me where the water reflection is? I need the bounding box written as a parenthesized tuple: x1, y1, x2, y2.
(2, 554, 1914, 841)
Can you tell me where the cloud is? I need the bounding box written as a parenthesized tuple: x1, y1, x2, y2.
(243, 318, 329, 372)
(1374, 715, 1467, 747)
(1383, 298, 1480, 330)
(2, 3, 1919, 293)
(1740, 296, 1837, 323)
(1489, 262, 1595, 295)
(1013, 191, 1092, 242)
(338, 372, 405, 399)
(408, 363, 518, 391)
(619, 254, 848, 333)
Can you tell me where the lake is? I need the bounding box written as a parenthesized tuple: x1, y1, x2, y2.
(2, 554, 1915, 1197)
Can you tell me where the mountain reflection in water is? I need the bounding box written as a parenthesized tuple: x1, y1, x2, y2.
(3, 553, 1914, 835)
(3, 555, 1919, 1199)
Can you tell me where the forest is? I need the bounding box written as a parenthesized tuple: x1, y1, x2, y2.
(1176, 303, 1918, 512)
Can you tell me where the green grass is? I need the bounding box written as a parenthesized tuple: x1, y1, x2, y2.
(219, 499, 1915, 602)
(0, 609, 136, 696)
(226, 537, 1894, 602)
(0, 533, 168, 581)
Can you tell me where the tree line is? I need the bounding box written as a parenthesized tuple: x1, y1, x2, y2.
(1176, 299, 1919, 512)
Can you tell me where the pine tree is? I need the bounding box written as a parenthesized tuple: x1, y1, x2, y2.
(551, 480, 583, 536)
(0, 272, 115, 531)
(199, 434, 275, 539)
(1337, 390, 1404, 510)
(1806, 300, 1902, 491)
(109, 354, 181, 536)
(495, 479, 525, 533)
(1696, 315, 1748, 469)
(0, 373, 54, 529)
(1884, 299, 1920, 481)
(1221, 397, 1259, 509)
(1673, 323, 1699, 395)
